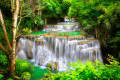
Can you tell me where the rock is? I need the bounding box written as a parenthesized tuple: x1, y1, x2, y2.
(16, 42, 21, 55)
(53, 62, 58, 71)
(25, 39, 33, 59)
(46, 62, 58, 71)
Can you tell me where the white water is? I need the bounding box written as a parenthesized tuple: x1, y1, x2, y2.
(16, 19, 103, 71)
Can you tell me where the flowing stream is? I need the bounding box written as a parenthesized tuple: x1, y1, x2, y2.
(16, 18, 103, 71)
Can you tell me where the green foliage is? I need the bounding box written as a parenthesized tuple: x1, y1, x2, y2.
(15, 59, 34, 76)
(22, 28, 32, 35)
(0, 54, 8, 69)
(0, 74, 3, 79)
(61, 0, 72, 15)
(20, 0, 32, 17)
(68, 0, 120, 56)
(7, 78, 13, 80)
(0, 27, 3, 41)
(33, 15, 44, 26)
(68, 0, 101, 30)
(26, 19, 33, 29)
(21, 72, 31, 80)
(41, 57, 120, 80)
(42, 0, 62, 18)
(0, 54, 34, 78)
(0, 18, 12, 45)
(0, 0, 11, 16)
(4, 18, 12, 43)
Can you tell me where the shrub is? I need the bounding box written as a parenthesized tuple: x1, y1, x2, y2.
(22, 28, 32, 35)
(0, 54, 9, 74)
(0, 54, 34, 79)
(15, 59, 34, 76)
(41, 56, 120, 80)
(21, 72, 31, 80)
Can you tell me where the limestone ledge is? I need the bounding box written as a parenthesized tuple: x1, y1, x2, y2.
(20, 34, 98, 40)
(35, 39, 43, 41)
(43, 33, 85, 38)
(86, 48, 99, 51)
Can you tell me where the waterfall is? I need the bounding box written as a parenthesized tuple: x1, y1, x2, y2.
(16, 19, 103, 71)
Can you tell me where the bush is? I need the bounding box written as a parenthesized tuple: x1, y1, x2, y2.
(0, 54, 34, 79)
(21, 72, 31, 80)
(22, 28, 32, 35)
(0, 54, 9, 74)
(15, 59, 34, 76)
(41, 56, 120, 80)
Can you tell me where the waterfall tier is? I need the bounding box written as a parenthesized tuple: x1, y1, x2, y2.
(16, 35, 103, 71)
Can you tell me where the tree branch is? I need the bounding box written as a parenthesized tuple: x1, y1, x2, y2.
(16, 4, 23, 30)
(10, 0, 14, 12)
(0, 9, 12, 50)
(22, 12, 32, 18)
(0, 43, 7, 55)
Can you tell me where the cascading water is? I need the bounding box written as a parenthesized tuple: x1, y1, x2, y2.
(16, 18, 103, 71)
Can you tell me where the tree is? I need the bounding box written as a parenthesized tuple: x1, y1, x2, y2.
(68, 0, 120, 58)
(0, 0, 19, 78)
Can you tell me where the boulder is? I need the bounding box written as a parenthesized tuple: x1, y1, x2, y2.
(46, 62, 58, 71)
(53, 62, 58, 71)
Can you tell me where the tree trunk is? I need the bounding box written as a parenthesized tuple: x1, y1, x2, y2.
(10, 0, 19, 77)
(0, 0, 19, 78)
(45, 18, 47, 27)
